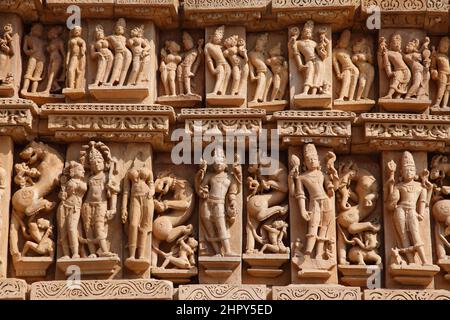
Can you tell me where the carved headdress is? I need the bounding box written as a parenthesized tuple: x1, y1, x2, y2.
(302, 20, 314, 36)
(213, 147, 226, 165)
(402, 151, 415, 168)
(303, 143, 318, 158)
(213, 25, 225, 40)
(80, 141, 115, 171)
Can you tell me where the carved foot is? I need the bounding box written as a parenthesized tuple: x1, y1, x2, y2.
(72, 254, 80, 259)
(59, 255, 70, 260)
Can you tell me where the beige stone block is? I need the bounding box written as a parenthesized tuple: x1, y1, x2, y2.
(0, 136, 13, 278)
(0, 278, 28, 300)
(272, 285, 361, 300)
(30, 279, 173, 300)
(178, 284, 267, 300)
(363, 289, 450, 300)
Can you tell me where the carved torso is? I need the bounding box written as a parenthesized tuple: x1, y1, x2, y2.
(85, 172, 107, 203)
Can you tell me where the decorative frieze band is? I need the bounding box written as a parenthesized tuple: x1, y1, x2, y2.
(178, 285, 267, 300)
(0, 279, 28, 300)
(363, 289, 450, 300)
(272, 285, 361, 300)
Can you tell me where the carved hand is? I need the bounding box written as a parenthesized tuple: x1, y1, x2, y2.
(106, 210, 116, 220)
(302, 211, 311, 222)
(121, 209, 127, 224)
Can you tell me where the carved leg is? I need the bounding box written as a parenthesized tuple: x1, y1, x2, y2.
(128, 200, 140, 259)
(9, 212, 21, 258)
(24, 198, 55, 216)
(238, 64, 248, 96)
(127, 56, 140, 86)
(166, 225, 192, 243)
(31, 60, 44, 93)
(252, 72, 266, 102)
(230, 65, 240, 95)
(393, 208, 414, 263)
(263, 71, 273, 102)
(151, 238, 160, 267)
(168, 70, 177, 96)
(347, 222, 380, 234)
(337, 226, 348, 265)
(68, 209, 81, 259)
(212, 65, 225, 95)
(57, 206, 70, 259)
(119, 50, 132, 86)
(222, 63, 231, 95)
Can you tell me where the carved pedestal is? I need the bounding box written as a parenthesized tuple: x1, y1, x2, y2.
(382, 151, 439, 289)
(243, 254, 290, 279)
(178, 284, 267, 300)
(30, 279, 173, 300)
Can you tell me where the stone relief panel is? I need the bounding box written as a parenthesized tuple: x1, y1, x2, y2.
(429, 36, 449, 114)
(332, 30, 376, 113)
(247, 31, 289, 112)
(288, 21, 332, 110)
(156, 29, 205, 108)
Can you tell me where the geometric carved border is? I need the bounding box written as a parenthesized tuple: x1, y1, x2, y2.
(363, 289, 450, 300)
(0, 279, 28, 300)
(272, 285, 361, 300)
(178, 285, 267, 300)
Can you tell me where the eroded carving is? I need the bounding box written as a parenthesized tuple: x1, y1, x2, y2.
(431, 37, 449, 110)
(0, 23, 14, 96)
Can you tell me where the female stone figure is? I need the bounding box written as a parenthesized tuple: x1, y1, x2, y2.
(105, 18, 132, 86)
(57, 161, 87, 260)
(80, 141, 120, 258)
(21, 23, 46, 94)
(223, 35, 248, 96)
(333, 30, 359, 101)
(121, 162, 155, 261)
(379, 33, 411, 99)
(249, 33, 272, 103)
(431, 36, 449, 108)
(0, 23, 14, 85)
(160, 40, 181, 96)
(352, 38, 374, 100)
(66, 26, 86, 90)
(127, 25, 152, 86)
(43, 26, 65, 94)
(90, 25, 113, 86)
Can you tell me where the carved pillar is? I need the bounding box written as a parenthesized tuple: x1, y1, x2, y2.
(0, 136, 13, 279)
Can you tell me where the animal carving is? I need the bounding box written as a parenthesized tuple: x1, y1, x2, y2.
(151, 172, 195, 268)
(9, 141, 64, 258)
(344, 232, 382, 265)
(335, 161, 380, 265)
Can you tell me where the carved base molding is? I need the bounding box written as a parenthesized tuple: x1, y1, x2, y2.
(338, 265, 383, 288)
(272, 285, 361, 300)
(363, 289, 450, 300)
(29, 279, 173, 300)
(178, 284, 267, 300)
(151, 267, 198, 284)
(243, 253, 289, 278)
(0, 279, 28, 300)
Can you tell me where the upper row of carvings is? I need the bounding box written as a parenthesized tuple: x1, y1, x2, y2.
(0, 0, 448, 32)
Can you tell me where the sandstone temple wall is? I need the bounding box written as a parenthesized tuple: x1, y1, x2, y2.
(0, 0, 449, 300)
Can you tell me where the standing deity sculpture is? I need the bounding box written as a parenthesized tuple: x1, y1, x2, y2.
(385, 152, 434, 268)
(79, 141, 120, 258)
(333, 30, 359, 102)
(21, 23, 46, 95)
(57, 161, 87, 260)
(177, 32, 204, 97)
(160, 40, 182, 97)
(105, 18, 132, 86)
(65, 26, 86, 92)
(0, 23, 14, 92)
(288, 144, 339, 278)
(431, 36, 449, 109)
(151, 171, 196, 273)
(245, 156, 289, 254)
(289, 21, 330, 96)
(90, 25, 113, 86)
(121, 159, 154, 270)
(335, 161, 381, 268)
(195, 149, 241, 257)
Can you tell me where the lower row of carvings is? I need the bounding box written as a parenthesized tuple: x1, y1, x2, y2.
(0, 139, 450, 289)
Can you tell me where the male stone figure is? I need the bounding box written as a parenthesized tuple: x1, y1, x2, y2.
(204, 25, 231, 95)
(195, 148, 241, 256)
(177, 32, 203, 96)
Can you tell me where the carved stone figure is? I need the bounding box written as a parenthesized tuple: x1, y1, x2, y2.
(266, 42, 288, 102)
(21, 23, 46, 94)
(43, 26, 65, 94)
(127, 25, 151, 86)
(90, 25, 113, 86)
(0, 165, 5, 205)
(79, 141, 120, 258)
(429, 154, 450, 276)
(195, 148, 241, 256)
(0, 23, 14, 86)
(289, 21, 329, 96)
(335, 160, 381, 266)
(245, 156, 288, 254)
(65, 26, 86, 90)
(121, 160, 154, 262)
(223, 34, 248, 96)
(385, 151, 432, 266)
(352, 38, 374, 100)
(205, 25, 231, 96)
(57, 161, 87, 260)
(403, 37, 430, 100)
(177, 32, 203, 96)
(431, 36, 449, 109)
(151, 171, 195, 268)
(9, 142, 64, 259)
(22, 218, 54, 257)
(105, 18, 132, 86)
(160, 40, 182, 96)
(288, 144, 339, 276)
(249, 33, 272, 103)
(333, 30, 359, 101)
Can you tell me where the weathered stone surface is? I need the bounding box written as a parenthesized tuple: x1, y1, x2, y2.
(30, 279, 173, 300)
(178, 284, 267, 300)
(0, 278, 28, 300)
(272, 285, 361, 300)
(363, 289, 450, 300)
